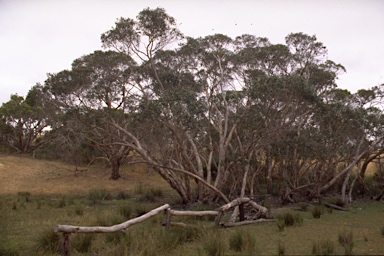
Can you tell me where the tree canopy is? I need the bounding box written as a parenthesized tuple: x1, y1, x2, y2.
(1, 7, 383, 205)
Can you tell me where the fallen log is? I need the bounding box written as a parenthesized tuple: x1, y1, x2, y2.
(222, 219, 275, 227)
(219, 197, 250, 212)
(323, 203, 349, 211)
(247, 200, 269, 217)
(169, 210, 218, 216)
(54, 204, 170, 233)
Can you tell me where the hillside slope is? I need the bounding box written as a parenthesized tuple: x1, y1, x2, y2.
(0, 154, 173, 195)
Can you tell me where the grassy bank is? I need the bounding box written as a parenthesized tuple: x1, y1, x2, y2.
(1, 155, 384, 255)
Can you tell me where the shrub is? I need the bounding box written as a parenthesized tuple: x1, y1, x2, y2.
(312, 239, 334, 255)
(338, 229, 354, 255)
(36, 228, 60, 253)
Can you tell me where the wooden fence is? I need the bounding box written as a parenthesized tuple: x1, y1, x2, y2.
(54, 197, 272, 256)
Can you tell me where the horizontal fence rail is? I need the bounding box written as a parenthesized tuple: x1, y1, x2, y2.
(54, 197, 270, 256)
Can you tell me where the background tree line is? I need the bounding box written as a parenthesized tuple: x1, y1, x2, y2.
(1, 8, 383, 205)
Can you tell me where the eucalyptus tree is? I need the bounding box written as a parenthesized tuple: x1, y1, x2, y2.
(44, 50, 137, 179)
(0, 85, 51, 153)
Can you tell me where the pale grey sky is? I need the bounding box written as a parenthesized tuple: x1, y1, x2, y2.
(0, 0, 383, 104)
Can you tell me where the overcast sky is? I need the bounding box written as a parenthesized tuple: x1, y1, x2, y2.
(0, 0, 383, 104)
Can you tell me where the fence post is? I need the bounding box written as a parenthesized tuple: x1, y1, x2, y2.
(61, 232, 71, 256)
(239, 203, 245, 221)
(215, 211, 223, 226)
(165, 208, 171, 229)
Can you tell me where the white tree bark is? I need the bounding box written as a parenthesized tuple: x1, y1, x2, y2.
(55, 204, 170, 233)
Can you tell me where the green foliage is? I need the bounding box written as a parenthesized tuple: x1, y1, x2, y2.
(312, 239, 335, 255)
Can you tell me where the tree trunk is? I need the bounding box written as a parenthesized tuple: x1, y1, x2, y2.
(109, 159, 121, 180)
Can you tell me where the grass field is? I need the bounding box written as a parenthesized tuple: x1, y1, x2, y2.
(1, 154, 384, 255)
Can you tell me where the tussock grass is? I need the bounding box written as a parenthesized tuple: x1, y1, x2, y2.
(338, 229, 354, 255)
(277, 240, 286, 256)
(1, 155, 384, 255)
(312, 204, 324, 219)
(312, 239, 335, 255)
(229, 229, 257, 254)
(201, 228, 226, 256)
(36, 228, 60, 254)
